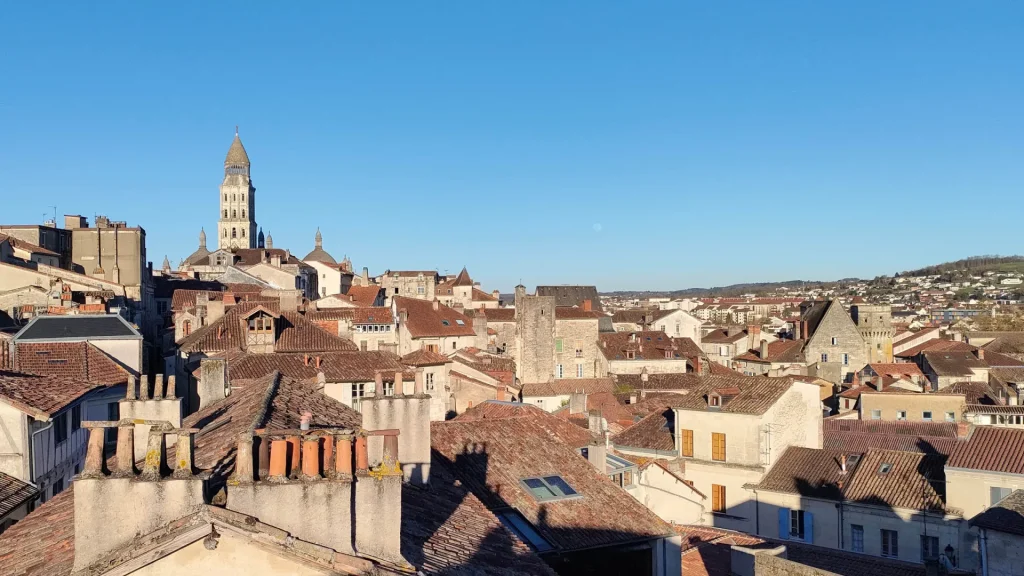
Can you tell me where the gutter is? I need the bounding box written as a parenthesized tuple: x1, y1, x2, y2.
(28, 420, 54, 484)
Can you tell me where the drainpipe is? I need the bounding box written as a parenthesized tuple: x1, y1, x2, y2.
(28, 420, 55, 484)
(751, 488, 760, 535)
(979, 528, 989, 576)
(837, 501, 844, 550)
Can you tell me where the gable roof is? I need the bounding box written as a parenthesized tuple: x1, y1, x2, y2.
(611, 408, 676, 453)
(666, 375, 805, 416)
(598, 331, 687, 361)
(865, 363, 925, 379)
(394, 297, 476, 338)
(0, 370, 101, 419)
(14, 314, 140, 342)
(480, 308, 515, 322)
(228, 351, 409, 383)
(401, 349, 452, 367)
(520, 378, 616, 398)
(178, 302, 357, 354)
(896, 338, 974, 358)
(345, 285, 384, 307)
(734, 339, 806, 363)
(613, 372, 700, 392)
(701, 328, 748, 345)
(923, 351, 987, 375)
(431, 417, 672, 553)
(948, 426, 1024, 474)
(14, 342, 131, 385)
(755, 446, 861, 501)
(453, 401, 595, 448)
(844, 449, 947, 512)
(535, 286, 602, 312)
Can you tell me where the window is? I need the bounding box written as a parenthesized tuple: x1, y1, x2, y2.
(182, 320, 192, 336)
(850, 524, 864, 553)
(719, 346, 727, 356)
(441, 320, 450, 326)
(498, 511, 553, 553)
(360, 340, 368, 351)
(712, 484, 726, 513)
(232, 209, 237, 218)
(878, 462, 893, 474)
(223, 229, 227, 237)
(555, 339, 563, 353)
(455, 319, 465, 326)
(711, 432, 726, 461)
(232, 228, 237, 238)
(922, 411, 933, 422)
(425, 372, 435, 392)
(896, 411, 907, 421)
(556, 364, 563, 378)
(821, 353, 829, 363)
(991, 486, 1013, 505)
(223, 209, 228, 218)
(54, 414, 68, 445)
(681, 429, 694, 457)
(248, 316, 273, 333)
(351, 382, 367, 411)
(521, 476, 579, 502)
(880, 529, 898, 558)
(417, 285, 424, 295)
(789, 510, 806, 540)
(945, 412, 956, 422)
(709, 394, 721, 407)
(831, 337, 839, 345)
(842, 353, 849, 365)
(921, 535, 939, 562)
(576, 364, 584, 378)
(71, 405, 81, 432)
(383, 381, 395, 396)
(425, 344, 439, 353)
(871, 409, 881, 420)
(241, 209, 245, 218)
(452, 341, 456, 350)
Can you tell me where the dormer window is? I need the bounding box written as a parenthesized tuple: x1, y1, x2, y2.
(626, 350, 635, 360)
(249, 316, 273, 333)
(710, 394, 721, 407)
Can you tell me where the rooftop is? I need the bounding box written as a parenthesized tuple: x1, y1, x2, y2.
(14, 315, 140, 342)
(0, 370, 101, 419)
(15, 341, 131, 385)
(970, 489, 1024, 537)
(394, 297, 476, 338)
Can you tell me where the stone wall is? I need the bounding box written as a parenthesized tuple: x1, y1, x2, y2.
(554, 318, 602, 378)
(804, 303, 869, 382)
(752, 551, 837, 576)
(515, 287, 556, 383)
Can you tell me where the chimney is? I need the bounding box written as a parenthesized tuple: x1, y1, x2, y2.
(588, 409, 606, 434)
(361, 374, 432, 484)
(398, 308, 408, 323)
(279, 290, 299, 313)
(315, 355, 322, 369)
(432, 300, 439, 311)
(586, 438, 607, 473)
(303, 354, 310, 366)
(840, 454, 847, 473)
(641, 368, 649, 383)
(473, 311, 488, 349)
(629, 393, 637, 404)
(207, 297, 225, 323)
(395, 371, 405, 395)
(748, 325, 761, 348)
(119, 374, 183, 462)
(956, 421, 971, 439)
(270, 253, 282, 267)
(72, 421, 203, 573)
(198, 358, 231, 410)
(569, 391, 587, 415)
(582, 299, 592, 312)
(760, 339, 769, 359)
(226, 428, 403, 565)
(977, 348, 986, 361)
(492, 290, 500, 300)
(361, 266, 369, 284)
(222, 291, 235, 306)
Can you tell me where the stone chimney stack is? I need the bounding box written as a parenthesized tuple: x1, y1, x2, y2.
(119, 374, 183, 462)
(198, 358, 231, 410)
(361, 373, 432, 485)
(748, 325, 761, 349)
(279, 290, 299, 313)
(207, 295, 226, 324)
(227, 427, 403, 565)
(361, 267, 370, 285)
(72, 421, 203, 573)
(760, 339, 769, 360)
(569, 391, 587, 415)
(588, 409, 606, 434)
(472, 311, 488, 349)
(586, 438, 607, 473)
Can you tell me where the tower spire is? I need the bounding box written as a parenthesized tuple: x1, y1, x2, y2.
(315, 227, 323, 248)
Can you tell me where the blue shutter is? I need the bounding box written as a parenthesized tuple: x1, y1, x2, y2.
(804, 512, 813, 544)
(778, 508, 790, 540)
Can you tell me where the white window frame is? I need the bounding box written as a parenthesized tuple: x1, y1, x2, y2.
(556, 364, 563, 378)
(576, 364, 584, 378)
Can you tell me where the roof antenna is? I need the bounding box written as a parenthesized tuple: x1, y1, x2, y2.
(235, 125, 239, 136)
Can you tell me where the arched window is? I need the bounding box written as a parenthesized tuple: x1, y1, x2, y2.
(241, 209, 245, 218)
(241, 229, 246, 237)
(232, 194, 236, 201)
(232, 210, 237, 218)
(223, 228, 227, 237)
(223, 194, 227, 201)
(223, 210, 227, 218)
(232, 228, 237, 238)
(182, 320, 192, 336)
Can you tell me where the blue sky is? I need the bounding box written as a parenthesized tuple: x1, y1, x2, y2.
(2, 1, 1021, 292)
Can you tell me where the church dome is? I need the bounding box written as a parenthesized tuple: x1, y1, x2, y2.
(184, 228, 211, 265)
(302, 228, 337, 265)
(225, 131, 250, 166)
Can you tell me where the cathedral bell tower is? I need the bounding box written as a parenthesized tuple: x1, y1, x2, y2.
(218, 127, 258, 249)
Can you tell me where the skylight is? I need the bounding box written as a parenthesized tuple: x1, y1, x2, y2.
(455, 319, 465, 326)
(521, 476, 580, 502)
(441, 320, 450, 326)
(498, 511, 553, 552)
(878, 463, 893, 474)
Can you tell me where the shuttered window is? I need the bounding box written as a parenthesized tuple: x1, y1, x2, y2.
(711, 432, 726, 462)
(681, 429, 694, 457)
(712, 484, 726, 513)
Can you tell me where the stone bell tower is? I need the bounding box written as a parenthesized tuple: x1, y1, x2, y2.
(218, 127, 257, 249)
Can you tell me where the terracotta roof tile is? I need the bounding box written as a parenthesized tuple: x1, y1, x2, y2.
(866, 363, 925, 379)
(599, 331, 687, 361)
(228, 351, 409, 382)
(665, 375, 806, 415)
(734, 339, 805, 363)
(0, 471, 37, 519)
(306, 307, 394, 325)
(823, 432, 961, 456)
(613, 372, 700, 392)
(553, 307, 603, 320)
(0, 370, 100, 418)
(948, 426, 1024, 474)
(178, 302, 357, 354)
(520, 378, 616, 398)
(400, 349, 451, 366)
(453, 401, 595, 448)
(923, 351, 987, 376)
(431, 416, 672, 552)
(844, 449, 947, 511)
(702, 328, 749, 345)
(15, 342, 130, 385)
(481, 308, 515, 322)
(611, 408, 676, 452)
(755, 446, 860, 501)
(395, 297, 476, 338)
(824, 419, 959, 437)
(896, 338, 974, 358)
(344, 285, 384, 307)
(0, 489, 75, 576)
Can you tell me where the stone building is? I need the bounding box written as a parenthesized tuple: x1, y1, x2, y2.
(301, 228, 353, 297)
(514, 285, 556, 383)
(536, 285, 602, 312)
(435, 267, 501, 310)
(217, 129, 258, 249)
(798, 299, 869, 384)
(851, 303, 895, 363)
(378, 270, 438, 306)
(0, 224, 72, 269)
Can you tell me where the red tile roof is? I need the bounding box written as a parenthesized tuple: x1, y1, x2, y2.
(400, 349, 451, 366)
(844, 449, 947, 511)
(15, 342, 131, 385)
(0, 489, 75, 576)
(453, 401, 595, 448)
(896, 338, 974, 358)
(552, 391, 634, 430)
(599, 331, 687, 361)
(948, 426, 1024, 474)
(824, 419, 960, 437)
(553, 307, 603, 320)
(227, 351, 409, 382)
(0, 471, 38, 519)
(520, 378, 616, 398)
(306, 307, 394, 325)
(178, 302, 357, 354)
(734, 339, 805, 363)
(755, 446, 860, 500)
(431, 416, 673, 553)
(0, 370, 100, 419)
(395, 297, 476, 338)
(664, 375, 806, 415)
(471, 288, 496, 302)
(480, 308, 515, 322)
(613, 372, 700, 392)
(702, 328, 749, 345)
(611, 408, 676, 452)
(345, 285, 384, 307)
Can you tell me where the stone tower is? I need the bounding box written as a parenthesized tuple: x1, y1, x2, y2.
(217, 128, 257, 250)
(851, 303, 895, 363)
(514, 285, 557, 383)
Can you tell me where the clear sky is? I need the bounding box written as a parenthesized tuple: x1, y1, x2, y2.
(2, 2, 1021, 292)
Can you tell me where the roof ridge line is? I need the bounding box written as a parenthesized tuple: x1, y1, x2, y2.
(249, 371, 281, 432)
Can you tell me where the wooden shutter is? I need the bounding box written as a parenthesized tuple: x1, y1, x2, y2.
(682, 430, 694, 457)
(712, 432, 726, 461)
(712, 484, 726, 513)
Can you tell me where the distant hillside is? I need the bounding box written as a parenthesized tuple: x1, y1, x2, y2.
(603, 279, 860, 299)
(898, 255, 1024, 278)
